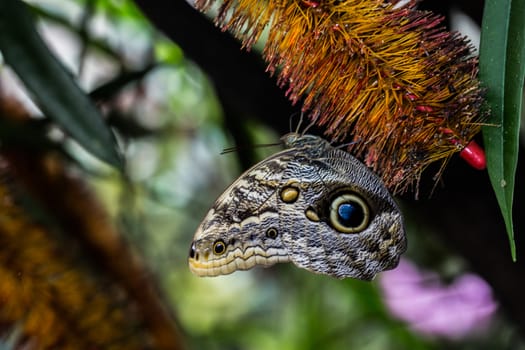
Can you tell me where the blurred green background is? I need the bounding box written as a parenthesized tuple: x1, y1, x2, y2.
(1, 0, 524, 349)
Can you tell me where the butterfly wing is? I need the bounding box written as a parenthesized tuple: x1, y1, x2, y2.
(188, 148, 295, 276)
(189, 134, 406, 280)
(276, 145, 406, 280)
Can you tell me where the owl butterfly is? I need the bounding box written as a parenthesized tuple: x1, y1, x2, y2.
(188, 134, 406, 280)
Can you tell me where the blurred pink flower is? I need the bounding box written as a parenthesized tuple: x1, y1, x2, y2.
(379, 258, 498, 339)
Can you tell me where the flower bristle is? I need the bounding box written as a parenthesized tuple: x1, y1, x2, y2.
(195, 0, 486, 193)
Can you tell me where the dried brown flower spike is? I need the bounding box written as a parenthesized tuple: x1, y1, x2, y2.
(195, 0, 486, 193)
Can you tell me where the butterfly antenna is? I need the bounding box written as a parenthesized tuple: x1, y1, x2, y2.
(288, 111, 300, 133)
(293, 111, 304, 134)
(301, 116, 316, 136)
(336, 138, 361, 150)
(291, 110, 316, 136)
(221, 142, 282, 155)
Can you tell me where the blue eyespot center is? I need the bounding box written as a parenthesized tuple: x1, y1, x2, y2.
(337, 202, 365, 228)
(329, 193, 370, 233)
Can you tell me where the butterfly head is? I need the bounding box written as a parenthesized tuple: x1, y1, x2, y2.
(281, 132, 329, 150)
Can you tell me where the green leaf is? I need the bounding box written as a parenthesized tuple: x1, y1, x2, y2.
(479, 0, 525, 260)
(0, 0, 122, 169)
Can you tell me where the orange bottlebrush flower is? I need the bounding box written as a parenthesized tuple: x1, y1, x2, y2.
(0, 166, 146, 349)
(195, 0, 486, 193)
(0, 95, 183, 349)
(0, 153, 185, 349)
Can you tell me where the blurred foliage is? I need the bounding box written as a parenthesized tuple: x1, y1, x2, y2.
(0, 0, 122, 167)
(0, 0, 523, 349)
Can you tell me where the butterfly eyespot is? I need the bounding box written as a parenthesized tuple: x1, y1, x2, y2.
(329, 193, 370, 233)
(305, 207, 320, 222)
(213, 240, 227, 255)
(266, 228, 278, 239)
(189, 243, 197, 259)
(280, 185, 299, 203)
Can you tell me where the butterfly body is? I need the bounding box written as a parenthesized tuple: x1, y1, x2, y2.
(189, 134, 406, 280)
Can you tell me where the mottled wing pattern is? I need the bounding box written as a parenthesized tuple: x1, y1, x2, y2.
(200, 150, 291, 230)
(276, 144, 406, 279)
(189, 148, 296, 276)
(189, 134, 406, 280)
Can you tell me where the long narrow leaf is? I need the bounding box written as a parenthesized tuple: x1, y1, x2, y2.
(479, 0, 525, 260)
(0, 0, 122, 168)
